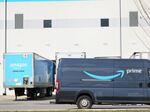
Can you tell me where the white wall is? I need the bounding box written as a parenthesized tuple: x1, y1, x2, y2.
(6, 0, 120, 59)
(0, 2, 5, 95)
(122, 0, 150, 57)
(0, 0, 150, 95)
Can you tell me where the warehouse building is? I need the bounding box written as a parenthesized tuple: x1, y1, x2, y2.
(0, 0, 150, 95)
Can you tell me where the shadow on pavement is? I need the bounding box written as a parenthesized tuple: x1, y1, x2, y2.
(13, 95, 56, 101)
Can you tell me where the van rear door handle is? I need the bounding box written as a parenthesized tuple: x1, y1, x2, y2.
(147, 83, 150, 87)
(139, 83, 143, 88)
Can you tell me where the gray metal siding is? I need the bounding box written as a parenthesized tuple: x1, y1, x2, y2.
(15, 14, 24, 29)
(129, 11, 138, 27)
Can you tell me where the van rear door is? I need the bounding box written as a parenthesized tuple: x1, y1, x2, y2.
(144, 60, 150, 101)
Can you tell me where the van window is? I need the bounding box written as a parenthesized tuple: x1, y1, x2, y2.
(148, 68, 150, 78)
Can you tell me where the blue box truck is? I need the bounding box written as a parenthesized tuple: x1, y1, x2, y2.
(4, 53, 55, 99)
(56, 58, 150, 109)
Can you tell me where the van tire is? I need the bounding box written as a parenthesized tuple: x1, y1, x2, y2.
(76, 95, 92, 109)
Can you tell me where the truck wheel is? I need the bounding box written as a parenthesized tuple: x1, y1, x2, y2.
(27, 89, 37, 100)
(76, 95, 93, 109)
(45, 88, 52, 97)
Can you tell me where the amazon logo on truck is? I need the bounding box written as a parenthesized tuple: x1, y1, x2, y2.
(83, 69, 143, 80)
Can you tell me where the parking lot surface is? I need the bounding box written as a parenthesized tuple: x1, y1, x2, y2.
(0, 95, 150, 111)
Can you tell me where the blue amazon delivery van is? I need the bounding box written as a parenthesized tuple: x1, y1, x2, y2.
(56, 58, 150, 109)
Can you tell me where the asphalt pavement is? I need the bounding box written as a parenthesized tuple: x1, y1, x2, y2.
(0, 95, 150, 111)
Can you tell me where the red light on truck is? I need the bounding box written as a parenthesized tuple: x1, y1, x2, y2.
(56, 80, 60, 94)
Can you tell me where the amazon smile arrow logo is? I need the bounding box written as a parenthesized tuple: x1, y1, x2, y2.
(83, 70, 125, 80)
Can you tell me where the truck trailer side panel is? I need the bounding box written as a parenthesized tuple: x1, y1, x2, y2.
(34, 54, 55, 87)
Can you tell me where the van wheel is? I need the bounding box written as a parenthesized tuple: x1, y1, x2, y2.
(76, 95, 92, 109)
